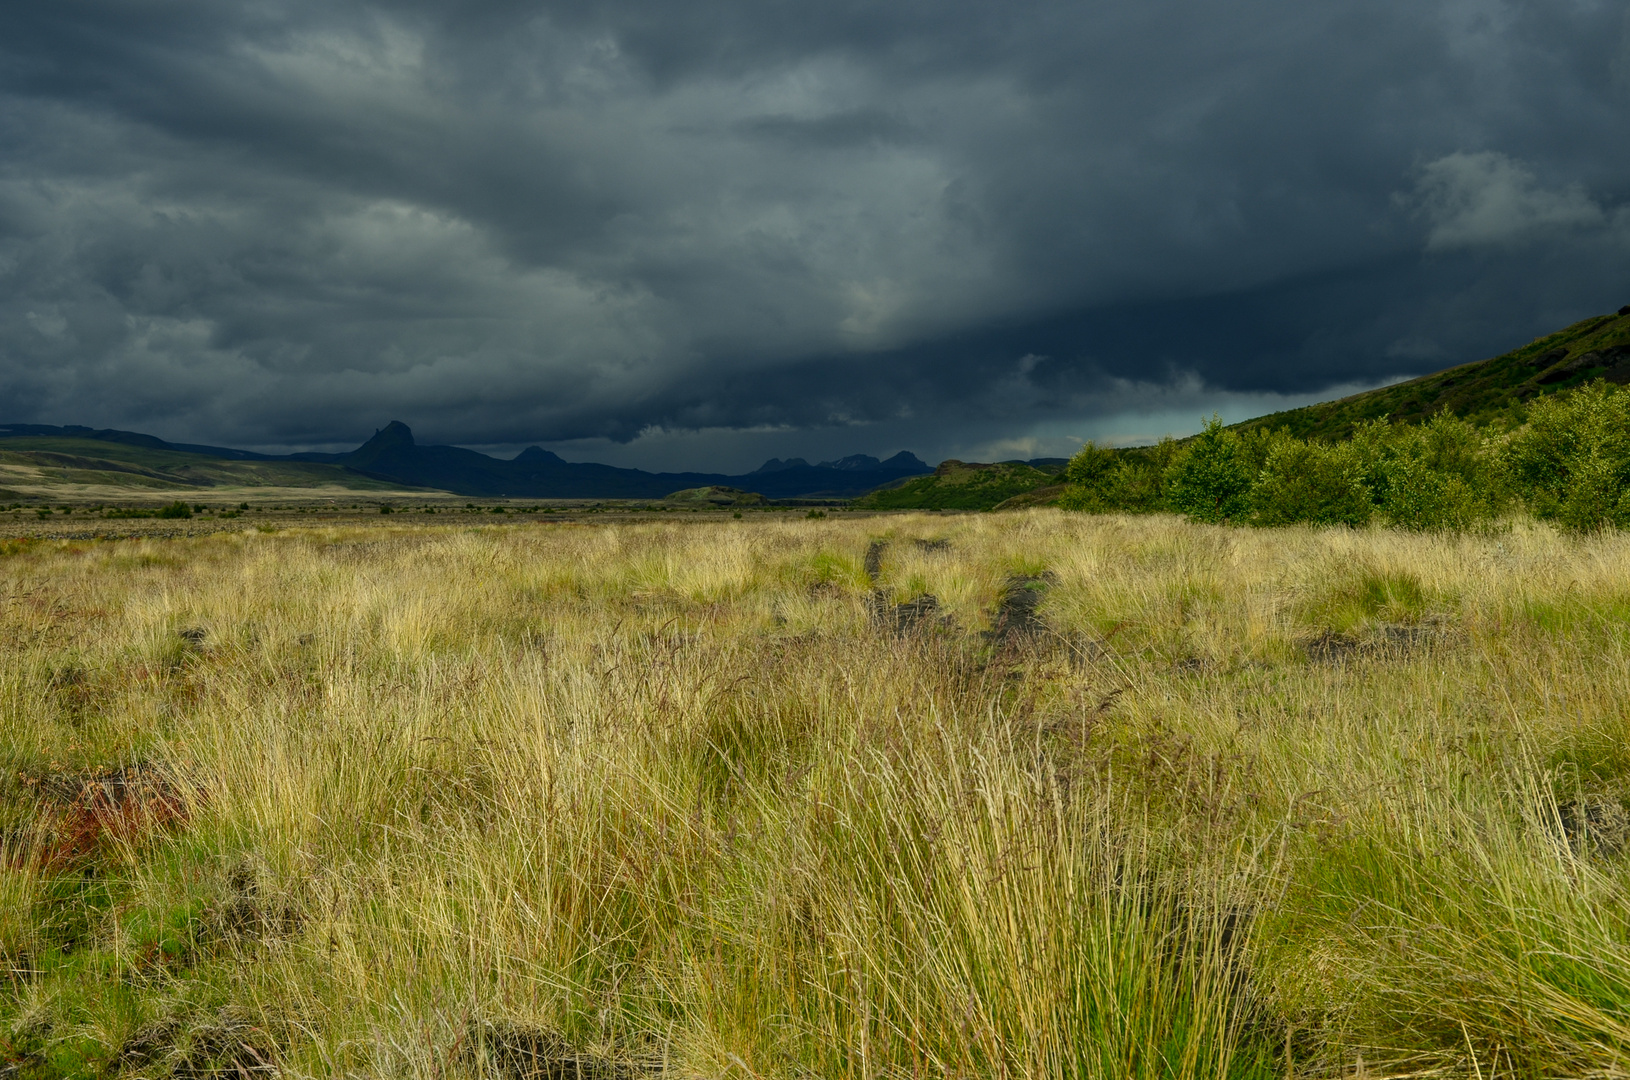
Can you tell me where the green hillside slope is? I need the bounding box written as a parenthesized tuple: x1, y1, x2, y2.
(1234, 307, 1630, 441)
(0, 437, 409, 497)
(864, 307, 1630, 513)
(854, 460, 1061, 510)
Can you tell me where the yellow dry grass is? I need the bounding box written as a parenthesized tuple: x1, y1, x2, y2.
(4, 512, 1630, 1079)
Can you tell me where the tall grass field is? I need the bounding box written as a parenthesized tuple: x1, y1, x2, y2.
(5, 512, 1630, 1078)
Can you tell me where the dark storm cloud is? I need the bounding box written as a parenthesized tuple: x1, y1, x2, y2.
(736, 109, 919, 150)
(1, 0, 1628, 466)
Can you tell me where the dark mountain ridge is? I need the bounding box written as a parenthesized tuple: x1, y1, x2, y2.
(753, 452, 928, 474)
(329, 422, 933, 498)
(0, 423, 275, 461)
(0, 420, 933, 499)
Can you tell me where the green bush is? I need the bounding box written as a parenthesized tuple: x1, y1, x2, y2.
(1063, 439, 1117, 491)
(1058, 444, 1115, 514)
(1163, 417, 1253, 523)
(155, 501, 193, 519)
(1058, 440, 1176, 513)
(1351, 414, 1503, 531)
(1505, 381, 1630, 531)
(1250, 436, 1373, 527)
(1061, 408, 1513, 532)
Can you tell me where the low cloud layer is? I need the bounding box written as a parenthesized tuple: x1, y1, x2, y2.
(2, 1, 1628, 469)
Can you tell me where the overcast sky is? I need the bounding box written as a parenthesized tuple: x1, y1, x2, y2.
(3, 0, 1629, 470)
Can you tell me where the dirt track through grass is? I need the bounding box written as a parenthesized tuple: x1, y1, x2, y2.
(5, 512, 1630, 1078)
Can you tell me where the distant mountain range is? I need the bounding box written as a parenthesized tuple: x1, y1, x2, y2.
(753, 454, 923, 474)
(309, 421, 935, 498)
(0, 420, 935, 499)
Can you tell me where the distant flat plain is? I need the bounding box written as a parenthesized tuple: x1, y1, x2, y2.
(0, 504, 896, 540)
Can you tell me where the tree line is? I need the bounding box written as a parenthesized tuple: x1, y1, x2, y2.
(1061, 380, 1630, 531)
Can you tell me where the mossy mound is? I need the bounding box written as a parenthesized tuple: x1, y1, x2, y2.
(855, 461, 1057, 511)
(663, 486, 765, 506)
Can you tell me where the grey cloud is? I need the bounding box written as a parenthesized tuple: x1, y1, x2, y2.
(0, 0, 1628, 466)
(1411, 151, 1609, 251)
(736, 109, 919, 149)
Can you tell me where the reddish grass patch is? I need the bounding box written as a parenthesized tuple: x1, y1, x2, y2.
(17, 764, 195, 870)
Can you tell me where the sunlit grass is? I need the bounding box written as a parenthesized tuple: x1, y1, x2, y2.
(5, 513, 1630, 1077)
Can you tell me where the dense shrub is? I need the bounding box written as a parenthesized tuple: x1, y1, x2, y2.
(1505, 381, 1630, 530)
(1058, 439, 1174, 513)
(155, 501, 193, 519)
(1055, 384, 1630, 531)
(1163, 417, 1253, 523)
(1250, 436, 1373, 527)
(1351, 414, 1504, 531)
(1062, 440, 1116, 494)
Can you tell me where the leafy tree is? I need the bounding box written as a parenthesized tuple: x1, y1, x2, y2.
(1164, 416, 1253, 523)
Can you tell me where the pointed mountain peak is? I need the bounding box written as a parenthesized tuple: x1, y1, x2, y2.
(367, 420, 414, 447)
(880, 451, 930, 472)
(753, 457, 810, 473)
(345, 421, 417, 467)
